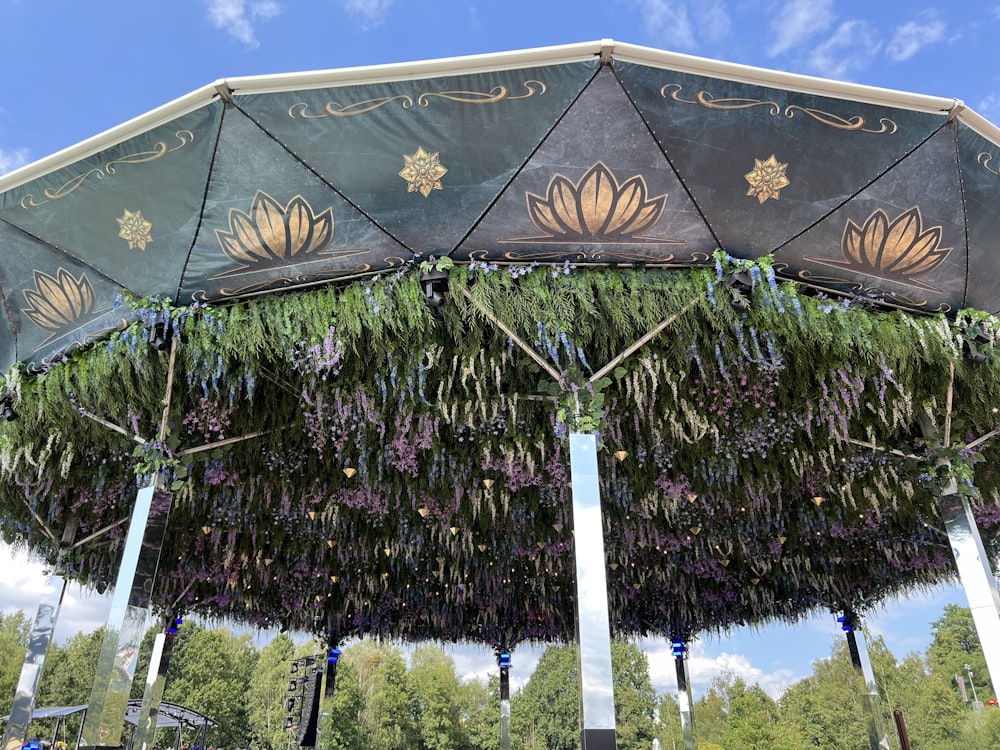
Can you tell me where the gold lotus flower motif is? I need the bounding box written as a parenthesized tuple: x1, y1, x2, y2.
(116, 209, 153, 250)
(744, 155, 789, 203)
(215, 191, 334, 266)
(525, 162, 667, 241)
(833, 207, 951, 279)
(399, 147, 448, 197)
(22, 268, 96, 330)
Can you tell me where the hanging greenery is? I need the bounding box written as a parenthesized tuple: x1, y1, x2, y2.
(1, 255, 999, 647)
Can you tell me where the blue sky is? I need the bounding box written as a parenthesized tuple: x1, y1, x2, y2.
(0, 0, 995, 699)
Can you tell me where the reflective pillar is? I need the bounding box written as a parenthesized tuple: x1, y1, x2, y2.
(497, 650, 511, 750)
(937, 490, 1000, 701)
(80, 485, 173, 750)
(673, 646, 695, 750)
(568, 432, 617, 750)
(842, 617, 890, 750)
(134, 617, 180, 750)
(2, 574, 68, 750)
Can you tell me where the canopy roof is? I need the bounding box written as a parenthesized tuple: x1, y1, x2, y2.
(2, 40, 1000, 371)
(2, 41, 1000, 647)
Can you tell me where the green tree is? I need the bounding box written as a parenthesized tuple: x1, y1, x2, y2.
(654, 692, 684, 750)
(511, 644, 577, 750)
(690, 682, 728, 749)
(719, 676, 803, 750)
(927, 604, 992, 703)
(511, 641, 658, 750)
(408, 646, 465, 750)
(610, 641, 656, 750)
(456, 675, 499, 750)
(320, 658, 365, 750)
(164, 624, 258, 746)
(248, 632, 295, 750)
(0, 611, 30, 717)
(347, 640, 417, 750)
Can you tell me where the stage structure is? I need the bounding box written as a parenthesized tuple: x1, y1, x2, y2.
(3, 40, 1000, 749)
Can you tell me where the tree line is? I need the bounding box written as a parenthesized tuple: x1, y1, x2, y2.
(0, 604, 997, 749)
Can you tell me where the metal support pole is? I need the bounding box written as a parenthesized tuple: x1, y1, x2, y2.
(79, 484, 174, 750)
(843, 618, 891, 750)
(134, 617, 180, 750)
(673, 648, 695, 750)
(937, 490, 1000, 701)
(497, 650, 511, 750)
(919, 410, 1000, 701)
(2, 573, 68, 750)
(568, 432, 617, 750)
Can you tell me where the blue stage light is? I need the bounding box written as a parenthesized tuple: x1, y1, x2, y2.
(671, 639, 684, 659)
(328, 648, 342, 664)
(498, 651, 511, 669)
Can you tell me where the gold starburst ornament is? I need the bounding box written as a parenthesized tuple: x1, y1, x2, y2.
(745, 155, 790, 204)
(399, 147, 448, 197)
(116, 209, 153, 250)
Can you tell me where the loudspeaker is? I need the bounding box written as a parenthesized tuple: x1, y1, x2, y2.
(295, 670, 323, 747)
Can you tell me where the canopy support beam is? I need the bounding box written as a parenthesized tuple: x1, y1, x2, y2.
(674, 646, 695, 750)
(80, 338, 179, 750)
(918, 404, 1000, 702)
(569, 432, 617, 750)
(843, 616, 891, 750)
(2, 516, 78, 750)
(133, 618, 178, 750)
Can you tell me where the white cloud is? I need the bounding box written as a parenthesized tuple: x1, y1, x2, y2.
(342, 0, 395, 30)
(0, 146, 30, 176)
(1, 543, 112, 643)
(693, 0, 731, 44)
(805, 20, 882, 80)
(886, 10, 946, 62)
(643, 637, 800, 699)
(206, 0, 281, 48)
(977, 92, 1000, 122)
(632, 0, 697, 51)
(767, 0, 835, 57)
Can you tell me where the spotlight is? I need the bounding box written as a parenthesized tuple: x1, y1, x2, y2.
(95, 579, 108, 595)
(965, 340, 989, 365)
(284, 718, 295, 730)
(963, 324, 992, 364)
(148, 313, 172, 351)
(0, 392, 18, 422)
(671, 639, 685, 659)
(327, 648, 342, 665)
(288, 679, 298, 692)
(290, 662, 299, 674)
(724, 271, 755, 312)
(286, 697, 297, 712)
(837, 614, 853, 632)
(419, 268, 449, 307)
(497, 651, 511, 670)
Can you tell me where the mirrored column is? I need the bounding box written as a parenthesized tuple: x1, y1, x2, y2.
(568, 432, 617, 750)
(497, 650, 511, 750)
(938, 490, 1000, 701)
(841, 615, 890, 750)
(2, 574, 67, 750)
(80, 485, 173, 750)
(673, 641, 695, 750)
(133, 616, 180, 750)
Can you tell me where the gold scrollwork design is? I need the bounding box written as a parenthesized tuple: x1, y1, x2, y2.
(978, 152, 1000, 177)
(661, 84, 781, 115)
(288, 80, 546, 119)
(784, 106, 897, 134)
(661, 84, 897, 134)
(211, 264, 377, 298)
(20, 130, 195, 208)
